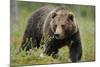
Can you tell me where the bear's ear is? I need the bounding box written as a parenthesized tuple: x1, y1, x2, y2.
(68, 12, 74, 21)
(51, 12, 57, 18)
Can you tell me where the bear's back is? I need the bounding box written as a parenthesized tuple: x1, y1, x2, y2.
(24, 6, 55, 37)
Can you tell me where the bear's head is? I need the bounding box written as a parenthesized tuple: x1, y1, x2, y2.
(50, 8, 77, 39)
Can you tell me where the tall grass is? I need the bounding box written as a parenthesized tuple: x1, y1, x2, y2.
(10, 1, 95, 66)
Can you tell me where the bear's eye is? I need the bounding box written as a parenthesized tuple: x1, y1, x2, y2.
(55, 24, 57, 28)
(61, 25, 65, 28)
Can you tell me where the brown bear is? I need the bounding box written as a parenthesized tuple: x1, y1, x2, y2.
(20, 6, 82, 62)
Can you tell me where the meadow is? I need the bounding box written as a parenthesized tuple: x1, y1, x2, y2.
(10, 1, 95, 66)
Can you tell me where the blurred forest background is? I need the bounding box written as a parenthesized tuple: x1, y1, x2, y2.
(10, 1, 95, 66)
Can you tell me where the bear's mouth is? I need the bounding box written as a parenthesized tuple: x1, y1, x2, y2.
(54, 35, 65, 40)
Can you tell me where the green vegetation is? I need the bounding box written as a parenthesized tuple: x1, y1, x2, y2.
(10, 1, 95, 66)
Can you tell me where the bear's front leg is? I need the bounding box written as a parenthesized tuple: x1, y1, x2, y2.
(44, 38, 58, 58)
(69, 31, 82, 62)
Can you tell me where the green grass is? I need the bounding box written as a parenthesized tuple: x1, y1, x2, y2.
(10, 1, 95, 66)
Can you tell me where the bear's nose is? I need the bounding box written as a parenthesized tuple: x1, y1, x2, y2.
(54, 34, 60, 38)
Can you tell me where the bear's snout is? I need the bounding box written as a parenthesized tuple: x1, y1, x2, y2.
(54, 34, 60, 39)
(54, 33, 64, 39)
(54, 25, 65, 39)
